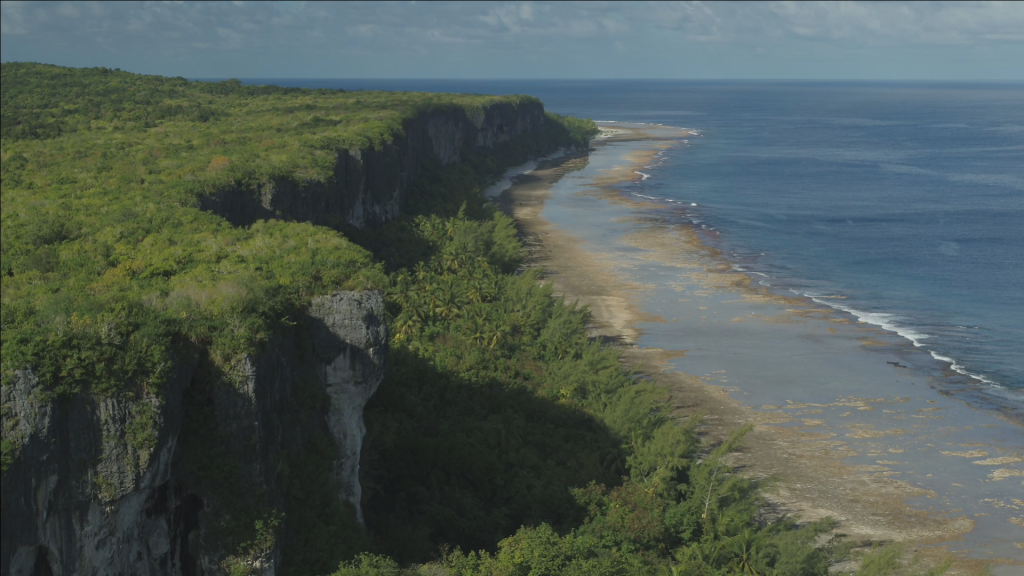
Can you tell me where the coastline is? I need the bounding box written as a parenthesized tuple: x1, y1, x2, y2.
(494, 125, 1023, 574)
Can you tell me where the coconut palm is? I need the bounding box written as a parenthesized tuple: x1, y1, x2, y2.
(727, 528, 765, 575)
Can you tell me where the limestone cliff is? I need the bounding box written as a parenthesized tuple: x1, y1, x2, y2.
(1, 98, 567, 576)
(308, 291, 388, 524)
(200, 101, 548, 229)
(1, 292, 387, 576)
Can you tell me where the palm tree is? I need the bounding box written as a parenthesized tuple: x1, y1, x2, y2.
(467, 278, 489, 304)
(488, 323, 511, 350)
(413, 261, 429, 282)
(392, 315, 419, 343)
(688, 540, 723, 570)
(464, 317, 488, 345)
(727, 529, 764, 576)
(656, 565, 685, 576)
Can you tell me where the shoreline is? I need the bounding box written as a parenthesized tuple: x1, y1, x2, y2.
(495, 125, 1022, 574)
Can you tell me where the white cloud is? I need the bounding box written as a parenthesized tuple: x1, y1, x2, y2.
(756, 1, 1024, 45)
(1, 1, 1021, 78)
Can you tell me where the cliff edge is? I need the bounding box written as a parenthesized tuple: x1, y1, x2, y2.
(1, 77, 581, 575)
(2, 292, 387, 576)
(200, 101, 550, 230)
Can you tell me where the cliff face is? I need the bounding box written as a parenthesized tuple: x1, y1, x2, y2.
(1, 99, 559, 576)
(307, 291, 389, 524)
(1, 367, 193, 575)
(1, 292, 388, 576)
(201, 101, 547, 229)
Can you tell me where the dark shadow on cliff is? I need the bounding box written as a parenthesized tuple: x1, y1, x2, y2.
(0, 387, 113, 575)
(340, 160, 495, 274)
(177, 321, 369, 576)
(360, 345, 626, 564)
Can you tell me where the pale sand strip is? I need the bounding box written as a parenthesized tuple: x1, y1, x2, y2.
(497, 126, 1012, 575)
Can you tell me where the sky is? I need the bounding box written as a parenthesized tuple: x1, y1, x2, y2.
(2, 1, 1022, 80)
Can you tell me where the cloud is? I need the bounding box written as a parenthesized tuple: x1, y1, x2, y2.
(758, 1, 1024, 44)
(5, 2, 1021, 49)
(1, 1, 1021, 78)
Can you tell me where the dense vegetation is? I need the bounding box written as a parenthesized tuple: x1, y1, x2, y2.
(344, 177, 938, 576)
(0, 62, 572, 400)
(1, 64, 944, 576)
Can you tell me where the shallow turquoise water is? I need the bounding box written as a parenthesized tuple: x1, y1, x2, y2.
(533, 133, 1024, 561)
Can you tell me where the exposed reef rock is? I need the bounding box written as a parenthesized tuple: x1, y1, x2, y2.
(201, 102, 548, 229)
(1, 292, 388, 576)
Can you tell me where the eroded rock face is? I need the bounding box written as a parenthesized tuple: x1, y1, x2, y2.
(308, 291, 388, 523)
(202, 101, 548, 229)
(1, 365, 194, 576)
(0, 291, 388, 576)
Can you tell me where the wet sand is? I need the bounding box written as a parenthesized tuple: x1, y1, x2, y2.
(493, 125, 1023, 574)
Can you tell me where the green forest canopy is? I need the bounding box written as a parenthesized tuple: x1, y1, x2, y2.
(0, 62, 585, 397)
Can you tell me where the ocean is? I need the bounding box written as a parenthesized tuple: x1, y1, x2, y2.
(224, 78, 1024, 559)
(243, 78, 1024, 413)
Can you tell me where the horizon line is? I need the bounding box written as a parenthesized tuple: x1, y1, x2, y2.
(5, 62, 1019, 83)
(194, 77, 1024, 82)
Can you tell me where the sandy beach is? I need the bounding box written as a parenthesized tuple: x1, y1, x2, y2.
(493, 124, 1023, 575)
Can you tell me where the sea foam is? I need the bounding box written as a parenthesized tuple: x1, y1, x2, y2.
(802, 294, 1003, 389)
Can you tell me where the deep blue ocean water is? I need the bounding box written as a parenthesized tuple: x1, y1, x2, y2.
(239, 79, 1024, 406)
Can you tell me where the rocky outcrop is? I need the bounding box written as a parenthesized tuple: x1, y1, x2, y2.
(1, 292, 387, 576)
(308, 291, 388, 523)
(202, 101, 549, 229)
(1, 364, 195, 576)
